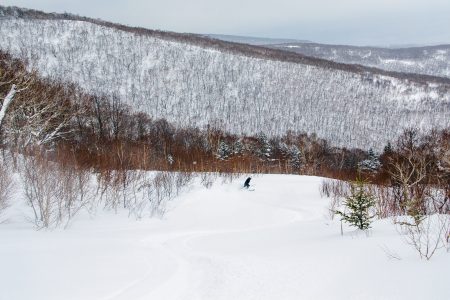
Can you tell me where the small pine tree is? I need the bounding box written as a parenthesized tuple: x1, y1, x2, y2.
(405, 197, 425, 226)
(336, 180, 376, 230)
(217, 140, 231, 160)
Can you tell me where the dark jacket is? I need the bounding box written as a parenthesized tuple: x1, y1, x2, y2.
(244, 177, 251, 188)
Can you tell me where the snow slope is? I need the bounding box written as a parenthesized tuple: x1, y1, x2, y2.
(1, 175, 449, 300)
(271, 43, 450, 78)
(1, 12, 450, 149)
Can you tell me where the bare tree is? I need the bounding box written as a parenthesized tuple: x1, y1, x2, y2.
(55, 163, 94, 227)
(388, 129, 431, 219)
(126, 170, 148, 220)
(0, 158, 13, 216)
(397, 214, 449, 260)
(0, 60, 33, 138)
(8, 81, 77, 147)
(320, 178, 349, 220)
(0, 84, 16, 130)
(21, 155, 59, 228)
(200, 172, 215, 189)
(20, 154, 92, 228)
(151, 172, 174, 217)
(109, 93, 129, 140)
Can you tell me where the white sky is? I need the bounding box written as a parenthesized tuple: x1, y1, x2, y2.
(2, 0, 450, 46)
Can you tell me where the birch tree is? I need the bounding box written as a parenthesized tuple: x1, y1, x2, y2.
(0, 84, 16, 130)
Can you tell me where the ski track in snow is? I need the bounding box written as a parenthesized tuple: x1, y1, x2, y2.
(142, 209, 306, 299)
(105, 188, 309, 300)
(1, 175, 449, 300)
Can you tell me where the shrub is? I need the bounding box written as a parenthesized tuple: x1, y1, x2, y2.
(20, 155, 92, 228)
(397, 214, 449, 260)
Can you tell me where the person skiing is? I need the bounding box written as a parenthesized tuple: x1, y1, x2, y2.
(244, 177, 251, 189)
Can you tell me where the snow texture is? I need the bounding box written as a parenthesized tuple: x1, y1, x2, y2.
(0, 174, 449, 300)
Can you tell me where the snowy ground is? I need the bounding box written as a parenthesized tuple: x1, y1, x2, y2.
(1, 175, 449, 300)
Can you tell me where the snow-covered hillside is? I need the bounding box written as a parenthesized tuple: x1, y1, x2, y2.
(271, 43, 450, 78)
(1, 174, 449, 300)
(206, 34, 310, 45)
(1, 12, 450, 149)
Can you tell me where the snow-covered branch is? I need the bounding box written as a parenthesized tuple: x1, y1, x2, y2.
(0, 84, 16, 129)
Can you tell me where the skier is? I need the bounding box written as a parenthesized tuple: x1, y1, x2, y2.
(244, 177, 251, 189)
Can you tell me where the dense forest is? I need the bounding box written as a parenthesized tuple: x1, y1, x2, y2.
(1, 7, 450, 150)
(270, 43, 450, 78)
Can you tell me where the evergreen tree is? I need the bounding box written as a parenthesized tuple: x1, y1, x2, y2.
(217, 140, 231, 160)
(279, 142, 289, 156)
(383, 141, 393, 155)
(233, 139, 244, 155)
(336, 180, 376, 230)
(288, 145, 302, 170)
(358, 148, 381, 172)
(256, 132, 271, 159)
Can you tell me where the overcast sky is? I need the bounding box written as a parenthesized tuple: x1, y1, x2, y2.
(3, 0, 450, 46)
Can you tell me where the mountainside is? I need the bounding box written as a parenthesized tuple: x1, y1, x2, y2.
(1, 6, 450, 149)
(270, 43, 450, 78)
